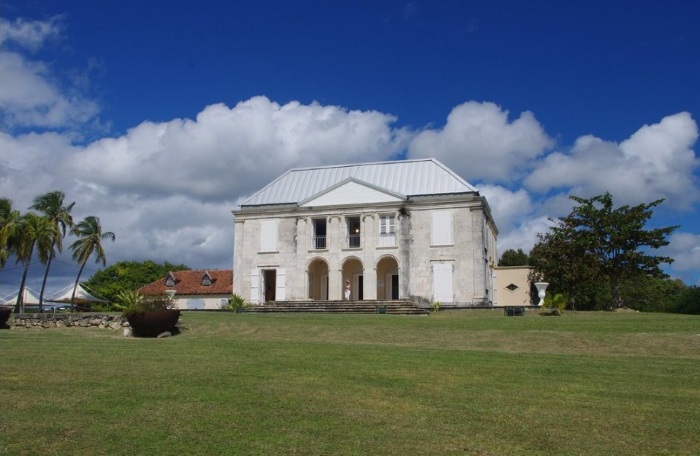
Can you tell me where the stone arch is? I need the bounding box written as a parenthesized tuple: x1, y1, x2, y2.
(376, 255, 400, 300)
(341, 256, 364, 301)
(307, 257, 329, 300)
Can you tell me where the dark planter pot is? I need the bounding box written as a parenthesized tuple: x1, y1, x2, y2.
(0, 306, 12, 327)
(126, 309, 180, 337)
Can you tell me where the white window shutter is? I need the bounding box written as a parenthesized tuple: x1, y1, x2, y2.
(276, 268, 286, 301)
(250, 269, 260, 304)
(431, 211, 453, 245)
(432, 263, 453, 303)
(259, 220, 278, 252)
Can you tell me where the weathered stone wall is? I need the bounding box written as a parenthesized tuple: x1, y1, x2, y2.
(11, 313, 127, 330)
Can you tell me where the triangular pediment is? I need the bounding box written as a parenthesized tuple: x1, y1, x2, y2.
(300, 178, 405, 207)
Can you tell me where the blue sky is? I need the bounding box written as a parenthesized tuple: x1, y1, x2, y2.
(1, 0, 699, 298)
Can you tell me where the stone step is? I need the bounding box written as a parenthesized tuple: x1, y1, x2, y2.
(244, 300, 429, 315)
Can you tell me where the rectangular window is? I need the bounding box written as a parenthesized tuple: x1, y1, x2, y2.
(431, 210, 453, 246)
(312, 218, 327, 250)
(346, 216, 361, 248)
(259, 219, 278, 252)
(378, 215, 396, 247)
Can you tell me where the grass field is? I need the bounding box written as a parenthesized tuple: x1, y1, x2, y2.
(1, 310, 699, 455)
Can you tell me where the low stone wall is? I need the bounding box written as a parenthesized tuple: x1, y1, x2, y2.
(12, 313, 127, 330)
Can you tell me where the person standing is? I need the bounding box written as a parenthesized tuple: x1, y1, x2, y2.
(344, 279, 351, 300)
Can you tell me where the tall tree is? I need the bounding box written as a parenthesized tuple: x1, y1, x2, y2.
(0, 198, 21, 269)
(530, 217, 600, 310)
(68, 216, 115, 310)
(534, 192, 678, 310)
(12, 213, 55, 313)
(30, 191, 75, 311)
(498, 248, 530, 266)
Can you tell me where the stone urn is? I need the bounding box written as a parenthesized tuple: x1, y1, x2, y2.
(0, 306, 12, 328)
(126, 309, 180, 337)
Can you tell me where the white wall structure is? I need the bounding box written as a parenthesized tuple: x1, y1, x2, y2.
(233, 159, 498, 308)
(493, 266, 534, 306)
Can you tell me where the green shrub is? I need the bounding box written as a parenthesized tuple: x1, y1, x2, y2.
(113, 289, 144, 312)
(430, 301, 441, 313)
(227, 294, 248, 312)
(120, 292, 175, 316)
(544, 293, 566, 315)
(673, 286, 700, 314)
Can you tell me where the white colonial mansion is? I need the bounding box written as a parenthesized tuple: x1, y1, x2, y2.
(233, 158, 499, 308)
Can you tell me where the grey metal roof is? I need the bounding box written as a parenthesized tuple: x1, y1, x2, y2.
(241, 158, 478, 207)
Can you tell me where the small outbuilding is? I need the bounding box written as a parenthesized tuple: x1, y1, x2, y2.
(493, 266, 536, 307)
(138, 269, 233, 310)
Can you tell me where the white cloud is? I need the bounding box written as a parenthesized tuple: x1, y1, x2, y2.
(665, 232, 700, 273)
(525, 113, 699, 210)
(1, 18, 698, 291)
(407, 101, 553, 182)
(0, 130, 79, 209)
(477, 185, 533, 234)
(497, 216, 553, 257)
(477, 184, 554, 258)
(1, 96, 409, 293)
(0, 17, 99, 130)
(0, 16, 62, 51)
(66, 97, 407, 202)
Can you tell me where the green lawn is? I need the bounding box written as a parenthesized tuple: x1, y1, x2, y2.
(2, 310, 699, 455)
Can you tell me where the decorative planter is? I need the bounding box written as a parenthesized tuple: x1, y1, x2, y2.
(0, 306, 12, 327)
(126, 309, 180, 337)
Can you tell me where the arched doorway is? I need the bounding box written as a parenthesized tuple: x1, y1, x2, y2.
(341, 257, 364, 301)
(376, 256, 399, 300)
(307, 258, 329, 300)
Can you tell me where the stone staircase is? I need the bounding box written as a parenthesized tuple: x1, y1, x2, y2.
(244, 300, 429, 315)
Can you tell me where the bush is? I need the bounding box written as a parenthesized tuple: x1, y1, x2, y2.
(227, 294, 248, 312)
(113, 289, 144, 312)
(120, 292, 176, 317)
(544, 293, 566, 315)
(673, 286, 700, 314)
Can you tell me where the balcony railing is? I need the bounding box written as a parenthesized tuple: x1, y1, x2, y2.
(312, 235, 326, 250)
(347, 234, 361, 248)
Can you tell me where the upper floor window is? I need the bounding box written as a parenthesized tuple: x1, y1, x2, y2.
(378, 214, 396, 247)
(259, 219, 278, 252)
(431, 210, 453, 246)
(202, 271, 213, 286)
(346, 216, 361, 248)
(312, 218, 327, 250)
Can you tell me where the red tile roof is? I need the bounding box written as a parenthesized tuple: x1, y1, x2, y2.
(138, 269, 233, 296)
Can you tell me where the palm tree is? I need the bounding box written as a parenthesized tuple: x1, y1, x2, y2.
(0, 198, 21, 269)
(30, 191, 75, 311)
(69, 216, 115, 310)
(13, 213, 55, 313)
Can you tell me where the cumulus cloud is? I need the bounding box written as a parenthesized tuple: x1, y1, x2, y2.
(477, 184, 554, 258)
(408, 101, 553, 182)
(665, 232, 700, 273)
(525, 112, 699, 210)
(66, 97, 407, 203)
(1, 17, 698, 291)
(477, 185, 533, 233)
(0, 130, 79, 209)
(1, 96, 409, 293)
(0, 17, 100, 130)
(0, 16, 63, 51)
